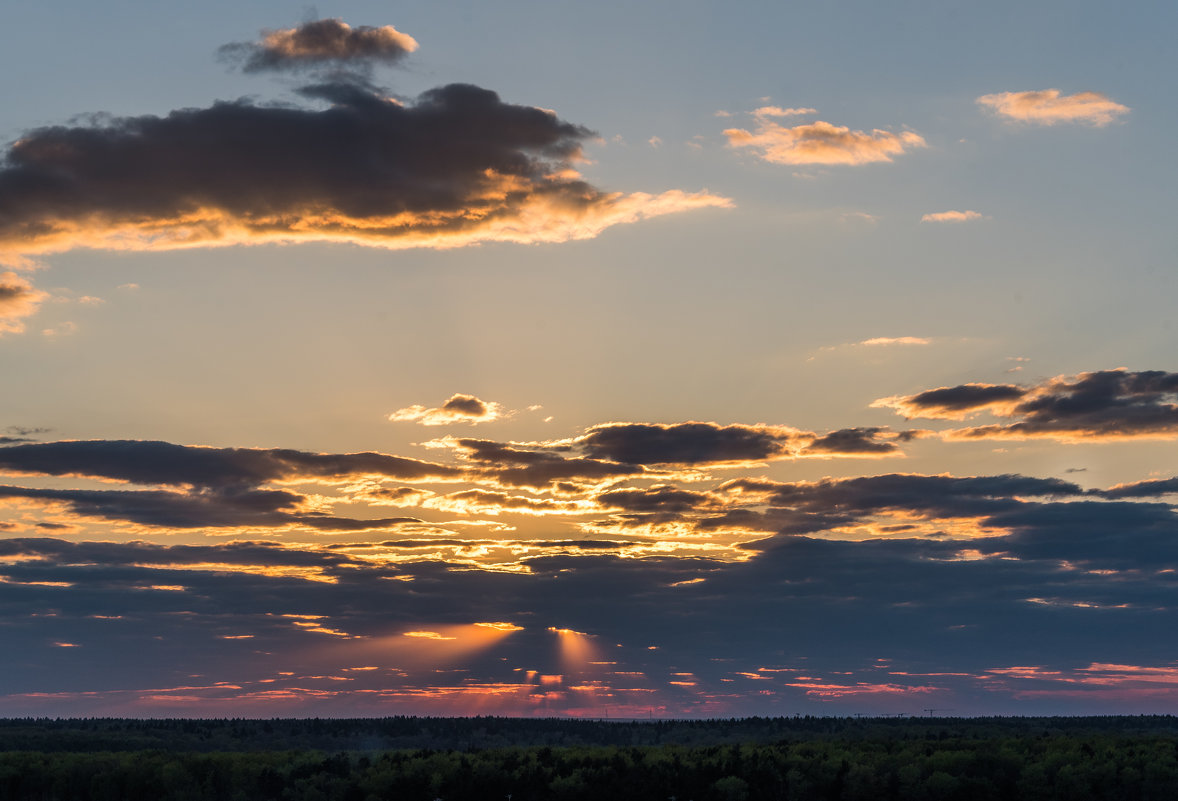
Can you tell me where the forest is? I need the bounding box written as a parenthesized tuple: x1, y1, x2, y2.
(1, 716, 1176, 800)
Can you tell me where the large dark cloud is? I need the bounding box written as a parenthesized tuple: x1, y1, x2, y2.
(877, 369, 1178, 441)
(0, 73, 726, 264)
(219, 19, 419, 73)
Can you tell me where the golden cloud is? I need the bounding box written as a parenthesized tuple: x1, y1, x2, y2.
(725, 119, 926, 165)
(0, 272, 48, 335)
(976, 89, 1129, 126)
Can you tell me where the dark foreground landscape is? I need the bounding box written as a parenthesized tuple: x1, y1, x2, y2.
(1, 716, 1176, 800)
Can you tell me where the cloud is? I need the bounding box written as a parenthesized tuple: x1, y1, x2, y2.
(389, 394, 505, 426)
(921, 210, 983, 223)
(0, 78, 730, 265)
(437, 437, 647, 490)
(877, 369, 1178, 441)
(751, 106, 817, 118)
(872, 383, 1027, 420)
(0, 272, 47, 334)
(859, 336, 930, 347)
(219, 19, 419, 73)
(801, 427, 906, 456)
(0, 484, 420, 532)
(724, 118, 926, 166)
(570, 422, 807, 466)
(976, 89, 1129, 126)
(0, 439, 462, 488)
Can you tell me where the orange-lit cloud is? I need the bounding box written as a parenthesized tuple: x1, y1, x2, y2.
(861, 336, 932, 346)
(921, 210, 983, 223)
(725, 118, 926, 165)
(0, 272, 47, 335)
(389, 393, 506, 426)
(976, 89, 1129, 126)
(220, 19, 419, 73)
(0, 72, 731, 267)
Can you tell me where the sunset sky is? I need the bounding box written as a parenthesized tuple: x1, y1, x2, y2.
(2, 0, 1177, 718)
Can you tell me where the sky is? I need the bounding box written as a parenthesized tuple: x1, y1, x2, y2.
(1, 0, 1177, 718)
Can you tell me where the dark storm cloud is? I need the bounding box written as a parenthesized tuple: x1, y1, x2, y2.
(573, 422, 804, 465)
(219, 19, 419, 73)
(878, 369, 1178, 441)
(0, 76, 727, 263)
(0, 439, 461, 488)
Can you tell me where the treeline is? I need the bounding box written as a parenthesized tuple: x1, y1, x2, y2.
(1, 715, 1177, 752)
(3, 734, 1178, 800)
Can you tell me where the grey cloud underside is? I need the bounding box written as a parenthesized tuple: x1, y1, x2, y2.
(0, 82, 596, 246)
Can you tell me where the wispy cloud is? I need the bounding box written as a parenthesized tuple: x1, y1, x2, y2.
(921, 210, 983, 223)
(976, 89, 1130, 126)
(860, 336, 931, 347)
(751, 106, 817, 118)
